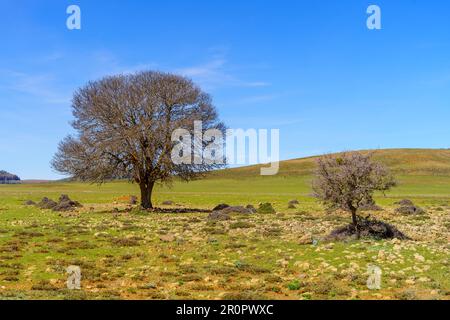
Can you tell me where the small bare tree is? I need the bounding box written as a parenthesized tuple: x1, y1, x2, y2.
(312, 152, 396, 233)
(52, 71, 225, 209)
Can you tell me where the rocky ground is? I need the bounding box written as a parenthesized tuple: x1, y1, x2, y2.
(0, 196, 448, 300)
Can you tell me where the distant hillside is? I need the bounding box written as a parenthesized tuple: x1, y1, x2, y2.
(210, 149, 450, 178)
(21, 180, 53, 184)
(0, 170, 21, 184)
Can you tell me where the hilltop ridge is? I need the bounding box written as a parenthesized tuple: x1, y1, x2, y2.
(211, 149, 450, 178)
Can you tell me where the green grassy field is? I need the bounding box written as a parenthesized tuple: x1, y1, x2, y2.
(3, 174, 450, 208)
(0, 149, 448, 300)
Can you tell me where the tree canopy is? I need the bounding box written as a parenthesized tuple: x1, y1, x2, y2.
(52, 71, 225, 208)
(312, 152, 396, 231)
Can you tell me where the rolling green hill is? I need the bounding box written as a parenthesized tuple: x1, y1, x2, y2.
(211, 149, 450, 178)
(5, 149, 450, 209)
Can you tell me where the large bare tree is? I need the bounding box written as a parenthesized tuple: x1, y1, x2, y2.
(52, 71, 225, 209)
(312, 152, 396, 233)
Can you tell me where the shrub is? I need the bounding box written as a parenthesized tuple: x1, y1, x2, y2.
(257, 203, 276, 214)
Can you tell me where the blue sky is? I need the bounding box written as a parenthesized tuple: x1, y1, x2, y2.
(1, 0, 449, 179)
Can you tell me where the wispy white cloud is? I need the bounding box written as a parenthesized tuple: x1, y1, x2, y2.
(87, 49, 269, 90)
(91, 50, 158, 77)
(0, 70, 71, 104)
(175, 55, 270, 90)
(178, 58, 227, 77)
(229, 94, 279, 105)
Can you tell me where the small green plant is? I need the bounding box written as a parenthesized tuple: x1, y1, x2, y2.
(269, 286, 281, 293)
(302, 293, 312, 300)
(287, 280, 302, 291)
(257, 203, 276, 214)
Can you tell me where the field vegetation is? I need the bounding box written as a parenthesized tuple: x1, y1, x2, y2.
(0, 149, 448, 300)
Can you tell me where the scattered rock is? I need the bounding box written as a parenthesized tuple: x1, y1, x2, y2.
(36, 197, 58, 210)
(23, 200, 36, 206)
(58, 194, 71, 203)
(288, 203, 297, 209)
(129, 195, 138, 205)
(160, 234, 175, 242)
(299, 234, 313, 245)
(257, 203, 276, 214)
(294, 261, 310, 271)
(143, 283, 157, 289)
(395, 199, 414, 206)
(245, 205, 257, 213)
(207, 211, 231, 221)
(394, 199, 422, 215)
(59, 212, 80, 218)
(221, 206, 254, 215)
(52, 195, 82, 212)
(94, 232, 108, 238)
(276, 259, 289, 268)
(418, 277, 430, 283)
(289, 200, 300, 206)
(359, 201, 383, 212)
(212, 203, 230, 211)
(395, 205, 425, 215)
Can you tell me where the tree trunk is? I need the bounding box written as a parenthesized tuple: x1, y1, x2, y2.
(140, 181, 154, 209)
(351, 208, 360, 239)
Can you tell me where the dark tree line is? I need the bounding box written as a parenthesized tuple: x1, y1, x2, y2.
(0, 171, 20, 184)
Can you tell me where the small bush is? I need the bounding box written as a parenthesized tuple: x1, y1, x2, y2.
(257, 203, 276, 214)
(287, 280, 302, 291)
